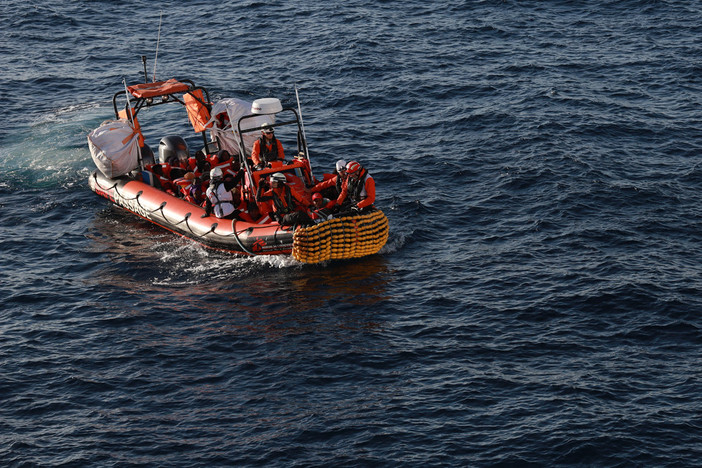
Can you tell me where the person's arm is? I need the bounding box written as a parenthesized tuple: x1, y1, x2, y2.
(203, 191, 213, 216)
(251, 140, 261, 166)
(357, 177, 375, 209)
(276, 140, 285, 161)
(335, 179, 349, 206)
(311, 175, 337, 193)
(222, 170, 244, 191)
(256, 184, 272, 203)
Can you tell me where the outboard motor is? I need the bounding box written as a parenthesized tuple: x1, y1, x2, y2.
(158, 136, 189, 165)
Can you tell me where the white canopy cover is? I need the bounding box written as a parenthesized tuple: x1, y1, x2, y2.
(88, 119, 140, 178)
(207, 98, 274, 156)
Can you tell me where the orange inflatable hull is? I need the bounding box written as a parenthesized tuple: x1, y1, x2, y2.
(89, 170, 293, 255)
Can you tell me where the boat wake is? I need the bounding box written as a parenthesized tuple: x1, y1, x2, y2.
(379, 229, 408, 255)
(2, 104, 102, 190)
(148, 240, 305, 286)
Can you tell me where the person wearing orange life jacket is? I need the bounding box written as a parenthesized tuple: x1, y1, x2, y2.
(175, 172, 205, 205)
(232, 188, 258, 223)
(144, 163, 176, 195)
(203, 167, 245, 219)
(336, 160, 375, 212)
(251, 124, 285, 169)
(311, 159, 347, 198)
(211, 149, 241, 179)
(256, 172, 313, 227)
(187, 150, 210, 177)
(205, 152, 218, 168)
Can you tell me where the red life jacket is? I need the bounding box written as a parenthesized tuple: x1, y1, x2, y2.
(144, 168, 174, 193)
(206, 154, 220, 168)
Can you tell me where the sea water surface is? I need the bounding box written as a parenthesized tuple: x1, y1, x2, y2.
(1, 1, 701, 466)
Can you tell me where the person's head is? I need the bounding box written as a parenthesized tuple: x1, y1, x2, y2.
(217, 149, 230, 163)
(312, 192, 324, 207)
(270, 172, 286, 188)
(210, 167, 223, 184)
(346, 161, 362, 180)
(335, 159, 347, 175)
(184, 172, 195, 183)
(261, 124, 274, 139)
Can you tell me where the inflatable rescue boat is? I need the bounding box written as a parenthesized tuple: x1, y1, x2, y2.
(87, 75, 388, 263)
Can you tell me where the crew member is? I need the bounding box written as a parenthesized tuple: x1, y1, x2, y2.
(204, 167, 245, 219)
(256, 172, 313, 227)
(311, 159, 347, 199)
(336, 160, 375, 212)
(251, 124, 285, 169)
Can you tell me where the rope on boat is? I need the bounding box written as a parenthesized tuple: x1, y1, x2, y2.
(291, 210, 389, 264)
(148, 201, 167, 214)
(92, 174, 139, 202)
(171, 212, 191, 227)
(119, 190, 143, 202)
(93, 174, 227, 241)
(230, 222, 257, 255)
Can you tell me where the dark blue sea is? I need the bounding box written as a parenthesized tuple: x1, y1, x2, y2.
(1, 1, 701, 466)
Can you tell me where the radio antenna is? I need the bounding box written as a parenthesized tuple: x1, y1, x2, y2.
(122, 78, 134, 127)
(153, 11, 163, 82)
(295, 84, 314, 179)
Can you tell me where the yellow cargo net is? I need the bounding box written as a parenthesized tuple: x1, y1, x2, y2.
(292, 210, 389, 264)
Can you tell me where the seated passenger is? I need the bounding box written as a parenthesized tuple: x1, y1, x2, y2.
(205, 151, 220, 169)
(256, 172, 313, 227)
(251, 124, 285, 169)
(146, 161, 187, 186)
(230, 187, 258, 223)
(310, 192, 335, 222)
(212, 150, 241, 179)
(187, 150, 210, 177)
(145, 164, 176, 196)
(176, 172, 204, 205)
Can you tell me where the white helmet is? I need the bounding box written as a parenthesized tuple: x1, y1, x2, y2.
(210, 167, 223, 179)
(270, 172, 286, 183)
(336, 159, 347, 172)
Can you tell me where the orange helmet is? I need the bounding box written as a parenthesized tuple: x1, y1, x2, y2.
(346, 161, 362, 174)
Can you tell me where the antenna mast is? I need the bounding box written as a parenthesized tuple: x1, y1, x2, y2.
(153, 11, 163, 82)
(295, 85, 314, 179)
